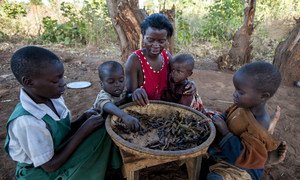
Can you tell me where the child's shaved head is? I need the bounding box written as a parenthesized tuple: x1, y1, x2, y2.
(236, 61, 281, 97)
(11, 46, 61, 85)
(172, 54, 195, 72)
(98, 61, 124, 80)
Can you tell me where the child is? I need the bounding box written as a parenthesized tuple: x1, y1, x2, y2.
(93, 61, 140, 131)
(162, 53, 214, 116)
(208, 61, 287, 180)
(5, 46, 121, 180)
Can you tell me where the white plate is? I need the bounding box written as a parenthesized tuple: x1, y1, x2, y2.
(67, 81, 91, 89)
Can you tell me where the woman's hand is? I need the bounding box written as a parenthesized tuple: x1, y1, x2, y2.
(122, 114, 141, 131)
(183, 80, 196, 95)
(132, 87, 149, 106)
(212, 114, 229, 136)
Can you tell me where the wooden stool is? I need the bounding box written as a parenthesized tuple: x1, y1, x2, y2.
(120, 149, 205, 180)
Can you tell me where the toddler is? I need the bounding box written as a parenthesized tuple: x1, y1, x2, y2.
(93, 61, 140, 131)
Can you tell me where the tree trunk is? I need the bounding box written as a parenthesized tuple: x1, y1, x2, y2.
(106, 0, 147, 61)
(31, 5, 41, 36)
(273, 18, 300, 86)
(160, 5, 175, 55)
(217, 0, 256, 70)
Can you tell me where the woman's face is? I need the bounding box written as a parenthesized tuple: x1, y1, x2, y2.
(143, 27, 168, 56)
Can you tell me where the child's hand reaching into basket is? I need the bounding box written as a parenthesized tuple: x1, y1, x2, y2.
(122, 114, 141, 132)
(103, 102, 141, 131)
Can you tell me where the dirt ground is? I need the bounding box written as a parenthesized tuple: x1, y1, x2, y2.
(0, 44, 299, 180)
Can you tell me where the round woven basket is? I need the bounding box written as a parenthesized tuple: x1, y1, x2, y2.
(105, 100, 216, 159)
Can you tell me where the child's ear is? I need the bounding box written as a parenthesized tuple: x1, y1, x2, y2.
(141, 36, 145, 48)
(141, 41, 145, 48)
(261, 92, 271, 100)
(189, 71, 193, 76)
(22, 76, 33, 87)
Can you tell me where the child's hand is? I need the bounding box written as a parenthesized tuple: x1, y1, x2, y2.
(122, 114, 141, 131)
(212, 114, 229, 136)
(84, 108, 100, 119)
(82, 114, 105, 133)
(183, 80, 196, 95)
(73, 108, 100, 128)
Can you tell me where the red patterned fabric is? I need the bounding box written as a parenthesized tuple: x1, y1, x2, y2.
(134, 49, 169, 100)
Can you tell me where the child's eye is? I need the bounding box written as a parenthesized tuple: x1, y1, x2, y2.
(119, 78, 124, 82)
(238, 90, 245, 95)
(51, 80, 59, 84)
(159, 40, 166, 44)
(146, 37, 154, 42)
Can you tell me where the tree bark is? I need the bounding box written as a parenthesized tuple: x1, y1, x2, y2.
(273, 18, 300, 86)
(217, 0, 256, 70)
(106, 0, 147, 61)
(160, 5, 175, 55)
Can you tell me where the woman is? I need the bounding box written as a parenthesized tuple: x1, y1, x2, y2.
(125, 13, 195, 106)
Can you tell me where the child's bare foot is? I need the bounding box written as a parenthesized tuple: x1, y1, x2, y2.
(267, 141, 287, 165)
(268, 106, 281, 134)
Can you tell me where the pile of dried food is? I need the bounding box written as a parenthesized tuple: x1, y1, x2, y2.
(112, 110, 210, 151)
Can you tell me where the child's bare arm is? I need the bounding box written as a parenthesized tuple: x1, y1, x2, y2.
(103, 102, 140, 131)
(41, 114, 104, 172)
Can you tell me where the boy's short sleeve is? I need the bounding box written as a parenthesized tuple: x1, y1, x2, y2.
(8, 115, 54, 167)
(93, 90, 113, 111)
